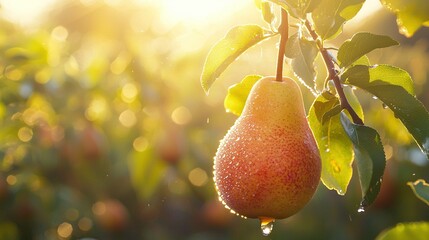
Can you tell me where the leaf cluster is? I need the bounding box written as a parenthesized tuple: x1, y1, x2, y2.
(200, 0, 429, 211)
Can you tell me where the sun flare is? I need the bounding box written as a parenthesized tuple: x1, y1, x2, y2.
(157, 0, 248, 25)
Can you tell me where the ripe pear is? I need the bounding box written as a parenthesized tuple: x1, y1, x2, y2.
(214, 76, 321, 220)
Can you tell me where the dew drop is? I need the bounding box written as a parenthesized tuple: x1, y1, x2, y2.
(325, 148, 330, 153)
(357, 206, 365, 213)
(259, 217, 275, 236)
(372, 96, 378, 100)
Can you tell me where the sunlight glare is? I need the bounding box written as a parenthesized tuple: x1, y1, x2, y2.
(157, 0, 248, 25)
(0, 0, 56, 26)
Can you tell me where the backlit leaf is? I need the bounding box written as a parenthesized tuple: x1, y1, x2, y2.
(380, 0, 429, 37)
(342, 65, 429, 159)
(338, 32, 398, 68)
(201, 25, 272, 93)
(308, 93, 353, 194)
(341, 113, 386, 208)
(261, 1, 275, 25)
(376, 222, 429, 240)
(267, 0, 321, 18)
(343, 85, 364, 121)
(128, 148, 167, 200)
(284, 33, 318, 89)
(224, 75, 262, 116)
(351, 55, 371, 67)
(312, 0, 364, 39)
(408, 179, 429, 206)
(254, 0, 262, 8)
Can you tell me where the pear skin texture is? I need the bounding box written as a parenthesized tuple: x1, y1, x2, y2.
(214, 76, 321, 219)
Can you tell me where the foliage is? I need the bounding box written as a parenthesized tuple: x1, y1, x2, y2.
(408, 179, 429, 205)
(201, 25, 274, 93)
(0, 0, 428, 239)
(201, 0, 429, 235)
(380, 0, 429, 37)
(376, 222, 429, 240)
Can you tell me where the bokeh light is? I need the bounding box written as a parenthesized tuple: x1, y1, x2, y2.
(0, 0, 428, 239)
(57, 222, 73, 239)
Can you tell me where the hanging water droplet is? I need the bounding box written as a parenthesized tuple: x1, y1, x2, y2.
(372, 96, 378, 100)
(357, 206, 365, 213)
(260, 217, 275, 236)
(382, 103, 388, 109)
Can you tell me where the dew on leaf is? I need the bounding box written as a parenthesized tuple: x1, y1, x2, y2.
(260, 217, 275, 236)
(357, 206, 365, 213)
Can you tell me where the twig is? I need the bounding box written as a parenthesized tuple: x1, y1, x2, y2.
(305, 20, 364, 125)
(275, 9, 289, 82)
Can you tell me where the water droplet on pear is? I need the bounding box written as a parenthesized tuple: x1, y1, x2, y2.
(260, 217, 275, 236)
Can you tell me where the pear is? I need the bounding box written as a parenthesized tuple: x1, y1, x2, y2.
(214, 76, 321, 220)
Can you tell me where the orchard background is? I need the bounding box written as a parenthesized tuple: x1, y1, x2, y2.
(0, 0, 428, 239)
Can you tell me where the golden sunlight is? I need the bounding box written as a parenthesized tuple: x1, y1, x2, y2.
(0, 0, 56, 26)
(156, 0, 248, 25)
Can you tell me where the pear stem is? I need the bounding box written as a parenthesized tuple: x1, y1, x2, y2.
(304, 20, 364, 125)
(275, 9, 289, 82)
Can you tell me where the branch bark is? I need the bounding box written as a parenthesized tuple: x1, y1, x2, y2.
(305, 20, 364, 125)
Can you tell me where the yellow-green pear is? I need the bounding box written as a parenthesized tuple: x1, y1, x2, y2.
(214, 76, 321, 221)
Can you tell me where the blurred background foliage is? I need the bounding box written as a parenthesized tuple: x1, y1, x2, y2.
(0, 0, 428, 239)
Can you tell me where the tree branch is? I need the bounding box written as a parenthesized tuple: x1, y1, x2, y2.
(275, 9, 289, 82)
(304, 20, 364, 125)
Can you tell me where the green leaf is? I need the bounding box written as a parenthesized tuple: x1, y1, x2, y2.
(312, 0, 365, 39)
(320, 85, 364, 124)
(345, 86, 364, 118)
(321, 104, 342, 124)
(224, 75, 262, 116)
(376, 222, 429, 240)
(308, 93, 353, 194)
(261, 1, 275, 25)
(338, 32, 399, 68)
(201, 25, 271, 93)
(380, 0, 429, 37)
(342, 65, 429, 158)
(408, 179, 429, 206)
(341, 113, 386, 208)
(284, 33, 318, 89)
(128, 148, 167, 199)
(267, 0, 321, 18)
(351, 55, 371, 67)
(342, 65, 415, 95)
